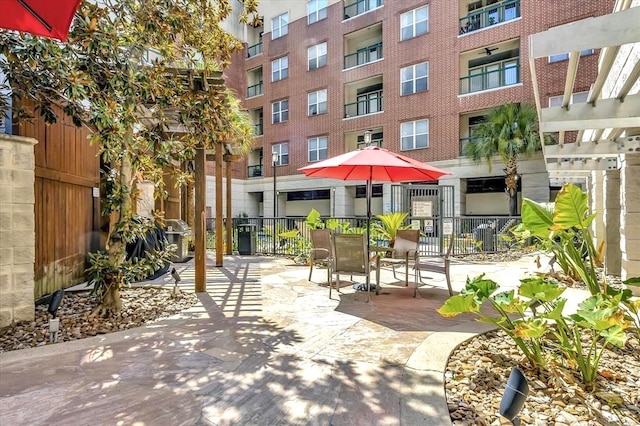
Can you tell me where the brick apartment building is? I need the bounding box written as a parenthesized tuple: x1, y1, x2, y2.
(213, 0, 613, 218)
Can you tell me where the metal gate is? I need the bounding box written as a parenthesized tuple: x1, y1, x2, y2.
(390, 185, 454, 255)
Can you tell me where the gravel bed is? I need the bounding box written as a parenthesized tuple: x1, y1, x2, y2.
(0, 288, 199, 353)
(446, 330, 640, 425)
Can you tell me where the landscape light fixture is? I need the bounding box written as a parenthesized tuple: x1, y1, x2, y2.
(499, 367, 529, 426)
(48, 289, 64, 343)
(171, 267, 181, 295)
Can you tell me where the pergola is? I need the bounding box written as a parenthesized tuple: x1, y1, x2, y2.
(528, 1, 640, 281)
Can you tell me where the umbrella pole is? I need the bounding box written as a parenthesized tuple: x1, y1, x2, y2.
(366, 177, 372, 302)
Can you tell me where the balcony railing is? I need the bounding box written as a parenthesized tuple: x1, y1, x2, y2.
(254, 121, 263, 136)
(344, 94, 383, 118)
(247, 81, 263, 98)
(459, 61, 519, 95)
(459, 136, 483, 155)
(344, 0, 382, 20)
(459, 0, 520, 34)
(247, 42, 263, 58)
(248, 164, 263, 178)
(344, 42, 383, 69)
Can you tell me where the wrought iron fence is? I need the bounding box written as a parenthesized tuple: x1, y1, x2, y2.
(204, 215, 523, 257)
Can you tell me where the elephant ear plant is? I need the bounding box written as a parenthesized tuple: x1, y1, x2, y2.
(437, 274, 632, 388)
(515, 183, 601, 294)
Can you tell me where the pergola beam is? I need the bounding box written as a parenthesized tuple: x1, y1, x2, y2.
(540, 93, 640, 132)
(528, 7, 640, 58)
(544, 137, 640, 158)
(546, 158, 618, 173)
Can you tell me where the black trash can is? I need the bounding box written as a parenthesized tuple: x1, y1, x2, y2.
(237, 223, 257, 255)
(473, 223, 495, 252)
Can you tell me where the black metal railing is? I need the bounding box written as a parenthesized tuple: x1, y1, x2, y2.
(247, 81, 263, 98)
(344, 42, 383, 69)
(253, 121, 263, 136)
(460, 61, 519, 95)
(204, 215, 523, 257)
(344, 0, 382, 20)
(247, 42, 263, 58)
(247, 164, 263, 178)
(344, 94, 383, 118)
(459, 136, 482, 156)
(459, 0, 520, 35)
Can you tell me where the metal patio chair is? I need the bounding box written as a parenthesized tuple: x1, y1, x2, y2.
(308, 229, 333, 285)
(378, 229, 421, 287)
(331, 233, 379, 301)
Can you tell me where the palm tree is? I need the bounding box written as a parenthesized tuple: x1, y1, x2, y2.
(464, 103, 545, 216)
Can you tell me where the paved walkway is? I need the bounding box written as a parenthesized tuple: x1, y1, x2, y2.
(0, 252, 550, 425)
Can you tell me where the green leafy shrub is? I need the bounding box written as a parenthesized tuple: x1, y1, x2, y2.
(438, 274, 631, 387)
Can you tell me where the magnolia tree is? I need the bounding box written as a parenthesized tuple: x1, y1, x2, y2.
(0, 0, 258, 315)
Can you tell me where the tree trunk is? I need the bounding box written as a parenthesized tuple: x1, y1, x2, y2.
(505, 155, 519, 216)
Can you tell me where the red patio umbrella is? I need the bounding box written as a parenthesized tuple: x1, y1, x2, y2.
(0, 0, 83, 41)
(298, 145, 451, 277)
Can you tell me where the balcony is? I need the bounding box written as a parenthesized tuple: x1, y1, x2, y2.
(460, 59, 519, 94)
(247, 42, 263, 58)
(247, 81, 263, 98)
(254, 121, 263, 136)
(459, 0, 520, 35)
(459, 136, 483, 156)
(344, 0, 382, 20)
(344, 93, 383, 118)
(344, 42, 383, 69)
(248, 164, 263, 178)
(344, 77, 383, 118)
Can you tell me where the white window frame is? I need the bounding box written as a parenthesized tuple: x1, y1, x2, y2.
(548, 91, 589, 107)
(308, 136, 328, 162)
(401, 62, 429, 96)
(401, 119, 429, 151)
(308, 89, 327, 116)
(308, 42, 327, 70)
(401, 5, 428, 41)
(272, 99, 289, 124)
(273, 143, 289, 165)
(307, 0, 328, 24)
(272, 12, 289, 39)
(271, 56, 289, 82)
(548, 49, 595, 63)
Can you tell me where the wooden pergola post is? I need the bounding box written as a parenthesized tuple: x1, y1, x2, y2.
(194, 145, 206, 292)
(225, 160, 233, 255)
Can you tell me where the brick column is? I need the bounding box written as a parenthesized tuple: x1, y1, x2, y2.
(603, 170, 621, 275)
(620, 154, 640, 295)
(0, 134, 38, 328)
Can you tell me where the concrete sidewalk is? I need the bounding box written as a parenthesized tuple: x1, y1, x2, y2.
(0, 252, 548, 425)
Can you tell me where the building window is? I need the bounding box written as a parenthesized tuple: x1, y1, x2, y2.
(287, 189, 330, 201)
(308, 42, 327, 70)
(272, 99, 289, 124)
(401, 119, 429, 151)
(401, 5, 428, 41)
(272, 12, 289, 39)
(273, 142, 289, 165)
(357, 132, 383, 149)
(549, 49, 595, 63)
(356, 184, 383, 198)
(308, 89, 327, 116)
(548, 91, 589, 107)
(401, 62, 429, 95)
(308, 136, 328, 162)
(272, 56, 289, 82)
(307, 0, 328, 24)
